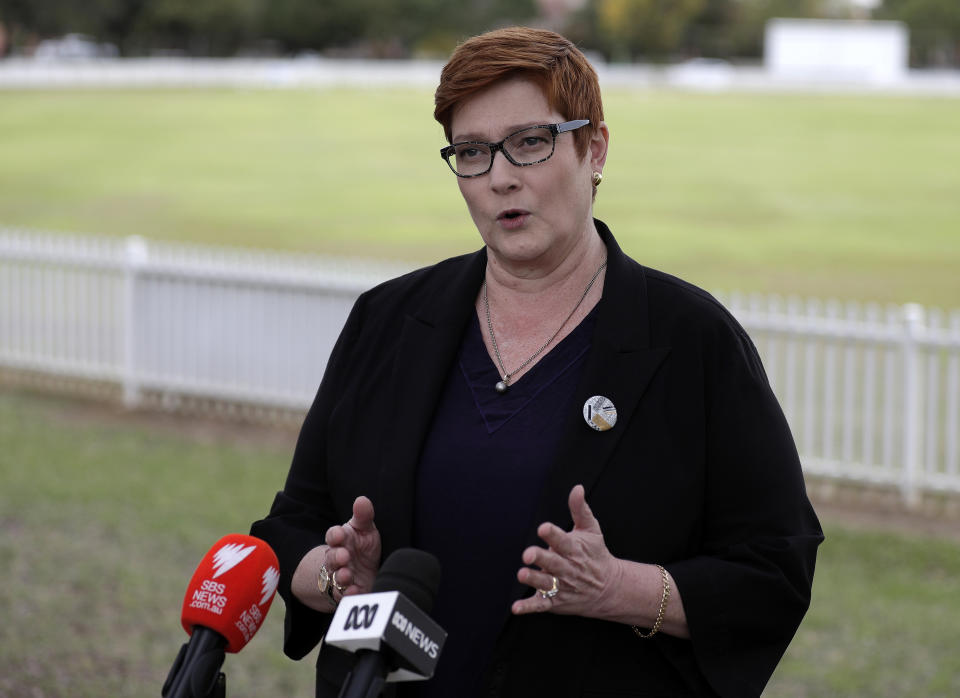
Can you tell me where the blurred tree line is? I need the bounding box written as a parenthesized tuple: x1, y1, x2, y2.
(0, 0, 957, 66)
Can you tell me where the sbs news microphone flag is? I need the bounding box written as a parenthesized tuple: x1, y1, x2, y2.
(180, 533, 280, 652)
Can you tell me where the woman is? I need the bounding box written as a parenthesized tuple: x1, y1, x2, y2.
(251, 27, 822, 698)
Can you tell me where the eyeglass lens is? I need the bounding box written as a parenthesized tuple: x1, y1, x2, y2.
(448, 126, 554, 176)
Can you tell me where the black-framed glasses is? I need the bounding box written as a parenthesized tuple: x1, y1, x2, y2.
(440, 119, 590, 178)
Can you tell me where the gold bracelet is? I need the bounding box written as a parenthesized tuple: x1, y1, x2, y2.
(632, 564, 670, 639)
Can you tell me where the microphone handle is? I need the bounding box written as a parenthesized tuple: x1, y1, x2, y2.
(163, 626, 227, 698)
(338, 649, 388, 698)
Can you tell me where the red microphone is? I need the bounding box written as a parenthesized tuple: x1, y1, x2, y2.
(163, 534, 280, 698)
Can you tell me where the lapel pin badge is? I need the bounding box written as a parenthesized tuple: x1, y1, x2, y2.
(583, 395, 617, 432)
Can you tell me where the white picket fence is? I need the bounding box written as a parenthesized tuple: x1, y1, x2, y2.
(0, 229, 407, 409)
(718, 292, 960, 505)
(2, 228, 959, 503)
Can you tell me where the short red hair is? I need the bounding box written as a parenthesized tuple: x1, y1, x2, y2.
(434, 27, 603, 160)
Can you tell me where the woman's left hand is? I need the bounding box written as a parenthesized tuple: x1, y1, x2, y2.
(512, 484, 625, 619)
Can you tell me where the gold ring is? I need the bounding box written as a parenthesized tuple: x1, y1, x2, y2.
(331, 569, 346, 593)
(537, 576, 559, 599)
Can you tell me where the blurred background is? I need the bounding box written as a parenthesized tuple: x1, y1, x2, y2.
(0, 0, 958, 67)
(1, 1, 959, 696)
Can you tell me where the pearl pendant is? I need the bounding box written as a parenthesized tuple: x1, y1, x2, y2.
(495, 380, 508, 394)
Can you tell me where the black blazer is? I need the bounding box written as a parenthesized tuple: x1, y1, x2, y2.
(251, 221, 823, 697)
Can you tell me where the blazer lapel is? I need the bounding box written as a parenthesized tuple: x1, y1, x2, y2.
(377, 250, 487, 554)
(530, 225, 670, 542)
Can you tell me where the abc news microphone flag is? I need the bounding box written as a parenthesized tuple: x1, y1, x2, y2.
(325, 549, 447, 682)
(180, 533, 280, 652)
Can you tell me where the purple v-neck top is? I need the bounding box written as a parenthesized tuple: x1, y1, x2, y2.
(411, 304, 599, 697)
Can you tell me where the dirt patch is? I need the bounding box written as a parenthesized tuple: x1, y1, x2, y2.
(2, 378, 302, 451)
(808, 479, 960, 543)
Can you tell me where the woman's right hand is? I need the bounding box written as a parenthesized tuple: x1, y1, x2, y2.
(324, 495, 381, 596)
(291, 496, 381, 612)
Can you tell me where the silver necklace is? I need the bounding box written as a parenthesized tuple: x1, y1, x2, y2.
(483, 259, 607, 394)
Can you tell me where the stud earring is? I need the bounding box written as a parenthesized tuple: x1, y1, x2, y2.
(592, 171, 603, 187)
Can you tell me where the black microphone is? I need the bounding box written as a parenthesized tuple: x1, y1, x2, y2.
(324, 548, 446, 698)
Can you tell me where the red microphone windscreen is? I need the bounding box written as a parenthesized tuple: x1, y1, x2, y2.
(180, 533, 280, 653)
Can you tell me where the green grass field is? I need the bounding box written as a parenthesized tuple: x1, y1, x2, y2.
(2, 388, 959, 697)
(0, 88, 958, 306)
